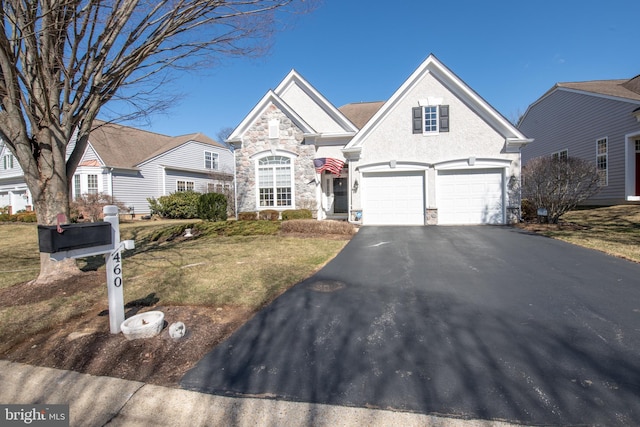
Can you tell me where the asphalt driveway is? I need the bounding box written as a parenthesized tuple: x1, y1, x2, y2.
(181, 226, 640, 426)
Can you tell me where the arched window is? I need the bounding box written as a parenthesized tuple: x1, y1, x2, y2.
(257, 156, 292, 207)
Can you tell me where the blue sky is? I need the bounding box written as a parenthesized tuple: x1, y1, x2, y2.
(123, 0, 640, 141)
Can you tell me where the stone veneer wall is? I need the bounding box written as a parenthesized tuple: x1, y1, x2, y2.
(235, 104, 318, 215)
(426, 208, 438, 225)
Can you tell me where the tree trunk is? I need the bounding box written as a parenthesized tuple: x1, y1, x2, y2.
(35, 253, 82, 285)
(28, 158, 82, 285)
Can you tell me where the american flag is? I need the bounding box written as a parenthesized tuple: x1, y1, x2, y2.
(313, 157, 345, 176)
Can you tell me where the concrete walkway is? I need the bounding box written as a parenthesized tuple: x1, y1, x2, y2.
(0, 360, 523, 426)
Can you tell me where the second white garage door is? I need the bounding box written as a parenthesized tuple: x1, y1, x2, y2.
(362, 171, 425, 225)
(437, 169, 504, 225)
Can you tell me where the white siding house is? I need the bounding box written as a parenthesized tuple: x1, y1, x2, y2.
(0, 122, 233, 217)
(0, 141, 31, 214)
(229, 54, 532, 225)
(72, 122, 234, 216)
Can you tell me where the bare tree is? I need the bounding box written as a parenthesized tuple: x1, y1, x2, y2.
(70, 192, 127, 222)
(216, 126, 234, 148)
(0, 0, 313, 282)
(521, 156, 601, 224)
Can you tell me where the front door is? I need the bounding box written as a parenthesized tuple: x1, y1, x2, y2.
(323, 175, 348, 215)
(333, 178, 348, 214)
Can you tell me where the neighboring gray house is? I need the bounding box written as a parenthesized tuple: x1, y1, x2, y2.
(519, 76, 640, 205)
(0, 140, 29, 214)
(228, 54, 532, 225)
(0, 121, 233, 216)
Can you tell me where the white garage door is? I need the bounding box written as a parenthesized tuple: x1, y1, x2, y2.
(437, 169, 504, 225)
(363, 172, 425, 225)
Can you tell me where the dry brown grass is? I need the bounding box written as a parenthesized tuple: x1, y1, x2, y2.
(517, 205, 640, 263)
(0, 220, 350, 355)
(281, 219, 357, 236)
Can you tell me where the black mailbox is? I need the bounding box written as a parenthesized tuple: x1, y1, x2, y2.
(38, 222, 113, 253)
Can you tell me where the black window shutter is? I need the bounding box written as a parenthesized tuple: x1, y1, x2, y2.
(439, 105, 449, 132)
(412, 107, 422, 134)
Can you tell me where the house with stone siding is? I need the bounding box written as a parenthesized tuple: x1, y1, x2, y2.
(228, 54, 532, 225)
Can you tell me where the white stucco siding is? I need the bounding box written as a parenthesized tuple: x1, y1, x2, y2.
(359, 73, 512, 164)
(348, 68, 521, 225)
(279, 84, 345, 134)
(315, 146, 346, 160)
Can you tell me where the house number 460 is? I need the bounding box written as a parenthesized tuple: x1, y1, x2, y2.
(112, 252, 123, 287)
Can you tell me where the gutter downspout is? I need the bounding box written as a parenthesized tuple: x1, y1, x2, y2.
(233, 146, 238, 219)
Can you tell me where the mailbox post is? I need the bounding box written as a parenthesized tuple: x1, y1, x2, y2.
(104, 206, 125, 333)
(38, 205, 134, 334)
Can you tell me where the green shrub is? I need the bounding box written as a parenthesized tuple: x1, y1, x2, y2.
(238, 211, 257, 221)
(281, 209, 313, 220)
(197, 193, 227, 222)
(258, 210, 279, 221)
(147, 191, 201, 219)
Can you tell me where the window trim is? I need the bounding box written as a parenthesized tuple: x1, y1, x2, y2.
(74, 175, 81, 200)
(596, 137, 608, 186)
(204, 151, 218, 170)
(176, 180, 195, 192)
(552, 149, 568, 161)
(3, 154, 14, 170)
(255, 154, 294, 209)
(423, 106, 439, 134)
(413, 105, 449, 135)
(87, 174, 99, 194)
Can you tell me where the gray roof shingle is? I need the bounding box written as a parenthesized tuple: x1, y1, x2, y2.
(87, 121, 223, 169)
(338, 101, 385, 129)
(554, 76, 640, 101)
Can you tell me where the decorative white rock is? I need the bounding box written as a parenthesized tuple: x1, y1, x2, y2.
(169, 321, 186, 339)
(120, 311, 165, 340)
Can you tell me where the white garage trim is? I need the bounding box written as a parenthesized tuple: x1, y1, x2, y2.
(436, 168, 505, 225)
(434, 157, 511, 171)
(362, 171, 426, 225)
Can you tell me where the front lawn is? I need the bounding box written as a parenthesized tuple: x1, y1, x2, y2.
(517, 205, 640, 263)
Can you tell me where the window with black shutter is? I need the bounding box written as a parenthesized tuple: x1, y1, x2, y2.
(412, 105, 450, 134)
(439, 105, 449, 132)
(412, 107, 422, 134)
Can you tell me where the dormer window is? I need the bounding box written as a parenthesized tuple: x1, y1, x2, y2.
(2, 154, 14, 170)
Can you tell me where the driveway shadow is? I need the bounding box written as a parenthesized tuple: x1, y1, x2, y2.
(182, 226, 640, 426)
